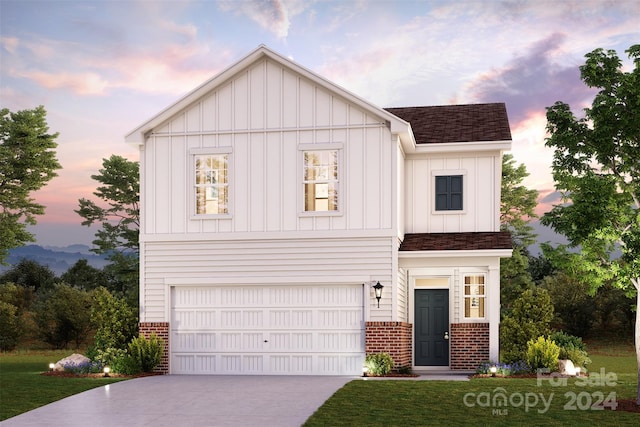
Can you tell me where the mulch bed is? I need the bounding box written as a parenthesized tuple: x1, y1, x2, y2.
(41, 371, 161, 379)
(609, 399, 640, 413)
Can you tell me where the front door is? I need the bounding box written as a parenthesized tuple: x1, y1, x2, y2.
(414, 289, 449, 366)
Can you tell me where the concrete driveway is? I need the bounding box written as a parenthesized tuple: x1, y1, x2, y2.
(0, 375, 354, 427)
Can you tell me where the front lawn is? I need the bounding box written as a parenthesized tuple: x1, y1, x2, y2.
(304, 340, 639, 426)
(0, 350, 126, 421)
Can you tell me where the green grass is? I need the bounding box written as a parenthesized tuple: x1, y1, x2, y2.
(305, 339, 640, 426)
(0, 350, 126, 421)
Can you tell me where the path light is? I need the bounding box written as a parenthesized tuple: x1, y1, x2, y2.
(103, 366, 111, 377)
(373, 282, 384, 308)
(489, 366, 497, 377)
(49, 363, 55, 371)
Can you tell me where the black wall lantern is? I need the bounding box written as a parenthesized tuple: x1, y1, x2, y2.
(373, 282, 384, 308)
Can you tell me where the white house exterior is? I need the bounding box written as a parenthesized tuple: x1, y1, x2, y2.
(126, 45, 512, 375)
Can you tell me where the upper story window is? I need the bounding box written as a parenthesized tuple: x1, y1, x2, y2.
(464, 274, 485, 319)
(195, 154, 228, 215)
(435, 175, 463, 211)
(303, 150, 339, 212)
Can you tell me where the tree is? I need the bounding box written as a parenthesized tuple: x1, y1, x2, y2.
(61, 259, 109, 291)
(76, 155, 139, 302)
(0, 259, 57, 293)
(500, 154, 539, 316)
(33, 284, 93, 349)
(542, 44, 640, 403)
(541, 272, 595, 337)
(0, 106, 61, 262)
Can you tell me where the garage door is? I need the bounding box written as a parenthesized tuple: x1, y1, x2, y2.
(170, 285, 365, 375)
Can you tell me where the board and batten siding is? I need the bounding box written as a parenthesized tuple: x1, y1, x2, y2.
(140, 57, 395, 237)
(140, 237, 394, 323)
(404, 153, 501, 233)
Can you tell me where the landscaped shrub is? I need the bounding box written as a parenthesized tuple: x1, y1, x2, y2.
(62, 360, 103, 375)
(90, 287, 138, 354)
(364, 353, 394, 376)
(500, 288, 554, 364)
(128, 334, 163, 372)
(526, 336, 560, 371)
(550, 331, 591, 368)
(87, 347, 127, 368)
(476, 360, 531, 376)
(111, 352, 142, 375)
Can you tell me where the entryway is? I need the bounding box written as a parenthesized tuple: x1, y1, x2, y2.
(414, 289, 449, 366)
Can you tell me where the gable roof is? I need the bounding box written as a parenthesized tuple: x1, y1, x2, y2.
(385, 103, 512, 144)
(399, 232, 512, 251)
(125, 45, 411, 145)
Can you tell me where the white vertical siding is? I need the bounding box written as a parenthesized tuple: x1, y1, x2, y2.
(142, 58, 395, 236)
(404, 152, 500, 233)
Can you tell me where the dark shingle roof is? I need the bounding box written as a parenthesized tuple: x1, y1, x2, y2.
(385, 103, 512, 144)
(400, 232, 513, 251)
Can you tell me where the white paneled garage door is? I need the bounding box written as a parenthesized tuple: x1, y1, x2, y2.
(170, 285, 365, 375)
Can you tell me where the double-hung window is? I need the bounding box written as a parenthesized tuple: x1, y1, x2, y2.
(464, 275, 485, 319)
(435, 175, 463, 211)
(303, 150, 339, 212)
(195, 154, 229, 215)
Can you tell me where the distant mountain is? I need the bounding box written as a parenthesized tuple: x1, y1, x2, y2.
(0, 245, 110, 276)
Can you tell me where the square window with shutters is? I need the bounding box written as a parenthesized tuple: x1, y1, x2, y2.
(303, 150, 339, 212)
(435, 175, 463, 211)
(195, 154, 228, 215)
(464, 275, 485, 318)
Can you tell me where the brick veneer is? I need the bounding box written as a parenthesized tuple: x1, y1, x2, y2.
(365, 322, 412, 370)
(139, 322, 170, 374)
(450, 322, 489, 370)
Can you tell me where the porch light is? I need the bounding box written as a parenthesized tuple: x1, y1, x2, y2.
(103, 366, 111, 377)
(373, 282, 384, 308)
(489, 366, 497, 377)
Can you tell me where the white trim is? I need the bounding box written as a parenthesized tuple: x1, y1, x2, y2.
(164, 276, 371, 286)
(399, 249, 513, 259)
(190, 147, 233, 155)
(461, 273, 487, 321)
(298, 142, 344, 151)
(190, 151, 233, 218)
(414, 140, 511, 154)
(140, 229, 397, 242)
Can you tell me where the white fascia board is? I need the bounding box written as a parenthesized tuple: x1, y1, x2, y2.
(124, 44, 411, 147)
(398, 249, 513, 259)
(411, 140, 512, 154)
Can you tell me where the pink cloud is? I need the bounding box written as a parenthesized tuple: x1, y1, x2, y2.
(218, 0, 308, 38)
(16, 70, 109, 95)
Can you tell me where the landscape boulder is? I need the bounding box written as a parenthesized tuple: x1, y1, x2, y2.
(54, 353, 90, 372)
(558, 359, 577, 376)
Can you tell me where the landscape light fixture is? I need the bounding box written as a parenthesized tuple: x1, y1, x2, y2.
(103, 366, 111, 377)
(373, 282, 384, 308)
(49, 363, 55, 372)
(575, 367, 581, 377)
(489, 366, 497, 377)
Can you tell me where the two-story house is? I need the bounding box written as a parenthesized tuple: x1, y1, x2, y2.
(125, 45, 512, 375)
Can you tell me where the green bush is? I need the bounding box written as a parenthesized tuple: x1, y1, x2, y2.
(364, 353, 394, 376)
(526, 336, 560, 371)
(112, 353, 142, 375)
(0, 301, 23, 351)
(542, 273, 595, 336)
(500, 288, 554, 364)
(550, 331, 591, 368)
(88, 347, 127, 368)
(128, 334, 164, 372)
(90, 287, 138, 353)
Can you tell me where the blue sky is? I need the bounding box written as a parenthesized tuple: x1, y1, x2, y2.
(1, 0, 639, 246)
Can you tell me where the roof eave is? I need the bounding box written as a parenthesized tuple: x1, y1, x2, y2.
(411, 139, 512, 154)
(398, 248, 513, 258)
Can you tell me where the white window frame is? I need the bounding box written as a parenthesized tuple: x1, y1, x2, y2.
(431, 169, 467, 215)
(462, 273, 486, 320)
(298, 143, 343, 216)
(190, 147, 232, 219)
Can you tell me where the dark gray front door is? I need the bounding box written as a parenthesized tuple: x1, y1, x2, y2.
(414, 289, 449, 366)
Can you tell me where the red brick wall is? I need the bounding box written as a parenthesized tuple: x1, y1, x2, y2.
(139, 322, 170, 374)
(450, 322, 489, 370)
(365, 322, 412, 370)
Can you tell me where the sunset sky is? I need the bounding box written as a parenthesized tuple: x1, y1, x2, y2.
(1, 0, 638, 247)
